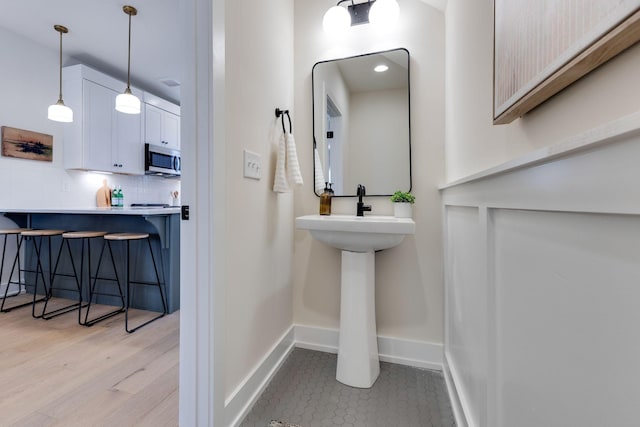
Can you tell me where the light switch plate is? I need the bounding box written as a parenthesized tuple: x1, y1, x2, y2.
(243, 149, 261, 180)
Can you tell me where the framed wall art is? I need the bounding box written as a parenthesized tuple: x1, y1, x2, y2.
(494, 1, 640, 124)
(1, 126, 53, 162)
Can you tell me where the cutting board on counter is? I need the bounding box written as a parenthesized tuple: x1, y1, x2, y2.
(96, 180, 111, 207)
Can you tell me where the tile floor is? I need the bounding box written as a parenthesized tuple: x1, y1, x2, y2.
(240, 348, 456, 427)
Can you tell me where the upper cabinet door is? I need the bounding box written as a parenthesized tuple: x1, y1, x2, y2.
(84, 79, 143, 174)
(114, 105, 143, 174)
(163, 111, 180, 150)
(63, 65, 174, 175)
(144, 103, 163, 146)
(144, 103, 180, 150)
(84, 80, 115, 172)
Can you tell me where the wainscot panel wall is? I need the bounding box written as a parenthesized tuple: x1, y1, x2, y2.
(441, 115, 640, 427)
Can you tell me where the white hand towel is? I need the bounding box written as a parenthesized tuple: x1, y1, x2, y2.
(273, 133, 290, 193)
(314, 147, 325, 194)
(285, 133, 304, 187)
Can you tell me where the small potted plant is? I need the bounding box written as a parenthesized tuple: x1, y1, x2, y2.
(390, 191, 415, 218)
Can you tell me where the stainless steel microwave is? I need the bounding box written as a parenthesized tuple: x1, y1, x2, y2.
(145, 143, 181, 177)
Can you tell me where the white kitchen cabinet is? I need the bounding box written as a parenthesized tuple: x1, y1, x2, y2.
(144, 102, 180, 150)
(63, 64, 143, 175)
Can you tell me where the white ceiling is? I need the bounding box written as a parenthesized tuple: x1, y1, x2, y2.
(0, 0, 181, 104)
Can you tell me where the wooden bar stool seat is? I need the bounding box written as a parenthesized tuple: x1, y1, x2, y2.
(86, 232, 166, 332)
(104, 233, 150, 241)
(0, 228, 31, 312)
(63, 231, 109, 239)
(21, 230, 66, 237)
(19, 229, 65, 318)
(0, 228, 31, 234)
(42, 231, 110, 322)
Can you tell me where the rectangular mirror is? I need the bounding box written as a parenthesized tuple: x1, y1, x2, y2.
(312, 48, 411, 197)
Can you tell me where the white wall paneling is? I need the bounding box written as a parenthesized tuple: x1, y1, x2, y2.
(444, 205, 487, 427)
(442, 129, 640, 427)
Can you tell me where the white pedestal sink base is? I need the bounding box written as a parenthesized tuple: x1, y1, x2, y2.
(336, 250, 380, 388)
(295, 214, 415, 388)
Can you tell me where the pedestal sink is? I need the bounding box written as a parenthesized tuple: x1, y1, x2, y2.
(295, 214, 416, 388)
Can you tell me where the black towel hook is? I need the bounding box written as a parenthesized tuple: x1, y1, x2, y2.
(285, 110, 292, 134)
(275, 108, 292, 134)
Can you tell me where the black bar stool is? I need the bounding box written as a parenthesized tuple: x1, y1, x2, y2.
(41, 231, 109, 323)
(91, 232, 166, 333)
(0, 228, 31, 312)
(82, 232, 125, 326)
(19, 229, 65, 318)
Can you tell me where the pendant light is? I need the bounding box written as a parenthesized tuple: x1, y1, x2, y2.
(48, 25, 73, 123)
(115, 5, 141, 114)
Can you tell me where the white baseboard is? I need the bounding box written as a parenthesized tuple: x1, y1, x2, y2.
(225, 326, 295, 427)
(294, 324, 443, 370)
(294, 324, 339, 354)
(226, 324, 444, 427)
(443, 354, 469, 427)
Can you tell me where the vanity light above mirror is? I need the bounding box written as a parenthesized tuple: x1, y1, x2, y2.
(312, 48, 411, 197)
(322, 0, 400, 34)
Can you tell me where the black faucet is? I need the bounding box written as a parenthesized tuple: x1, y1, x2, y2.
(356, 184, 372, 217)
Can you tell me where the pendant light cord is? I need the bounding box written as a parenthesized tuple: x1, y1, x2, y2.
(126, 11, 132, 91)
(58, 29, 63, 102)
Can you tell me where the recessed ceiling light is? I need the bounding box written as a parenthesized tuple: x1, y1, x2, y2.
(374, 64, 389, 73)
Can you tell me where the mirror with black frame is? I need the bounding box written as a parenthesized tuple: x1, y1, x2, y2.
(312, 48, 411, 197)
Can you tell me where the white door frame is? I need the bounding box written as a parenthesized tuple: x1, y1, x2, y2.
(180, 0, 226, 425)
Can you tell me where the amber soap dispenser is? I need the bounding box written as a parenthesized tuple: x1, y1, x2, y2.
(319, 182, 333, 215)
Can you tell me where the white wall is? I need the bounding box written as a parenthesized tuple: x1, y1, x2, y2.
(445, 0, 640, 182)
(293, 0, 445, 346)
(223, 0, 295, 410)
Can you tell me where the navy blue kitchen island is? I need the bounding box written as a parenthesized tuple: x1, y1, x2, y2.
(2, 207, 180, 314)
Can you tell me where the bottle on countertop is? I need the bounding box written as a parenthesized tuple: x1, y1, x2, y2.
(111, 186, 118, 207)
(118, 186, 124, 207)
(319, 182, 333, 216)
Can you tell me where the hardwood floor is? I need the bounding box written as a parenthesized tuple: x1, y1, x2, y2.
(0, 298, 179, 427)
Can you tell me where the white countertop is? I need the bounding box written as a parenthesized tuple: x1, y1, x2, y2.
(1, 207, 180, 216)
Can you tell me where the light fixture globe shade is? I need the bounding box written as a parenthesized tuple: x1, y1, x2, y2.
(48, 100, 73, 123)
(115, 90, 141, 114)
(369, 0, 400, 30)
(323, 5, 351, 34)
